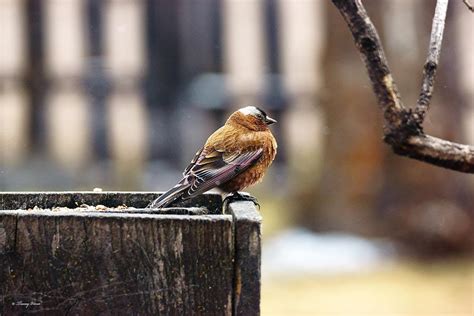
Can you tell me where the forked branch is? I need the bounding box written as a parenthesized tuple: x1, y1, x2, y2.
(414, 0, 448, 123)
(331, 0, 474, 173)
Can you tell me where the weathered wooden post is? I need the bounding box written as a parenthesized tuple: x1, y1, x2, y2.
(0, 192, 261, 315)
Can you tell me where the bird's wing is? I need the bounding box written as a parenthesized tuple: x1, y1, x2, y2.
(183, 148, 204, 176)
(180, 146, 263, 199)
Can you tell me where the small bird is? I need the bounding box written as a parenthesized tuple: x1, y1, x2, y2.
(148, 106, 277, 208)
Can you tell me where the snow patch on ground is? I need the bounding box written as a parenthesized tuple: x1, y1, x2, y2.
(262, 228, 395, 278)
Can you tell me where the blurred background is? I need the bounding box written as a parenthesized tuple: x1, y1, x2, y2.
(0, 0, 473, 314)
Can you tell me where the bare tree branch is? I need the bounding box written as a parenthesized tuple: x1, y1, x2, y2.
(331, 0, 474, 173)
(462, 0, 474, 12)
(414, 0, 448, 123)
(393, 135, 474, 173)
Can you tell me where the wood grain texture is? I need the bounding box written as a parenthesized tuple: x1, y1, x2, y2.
(0, 192, 223, 214)
(0, 192, 236, 315)
(226, 201, 262, 316)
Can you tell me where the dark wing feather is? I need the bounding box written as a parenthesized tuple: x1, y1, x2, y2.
(181, 147, 263, 199)
(148, 146, 262, 208)
(183, 148, 204, 176)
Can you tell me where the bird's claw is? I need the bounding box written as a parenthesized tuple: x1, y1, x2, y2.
(223, 192, 260, 209)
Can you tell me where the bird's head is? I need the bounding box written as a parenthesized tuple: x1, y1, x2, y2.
(227, 106, 277, 131)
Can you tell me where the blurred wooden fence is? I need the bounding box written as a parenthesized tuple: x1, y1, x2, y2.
(0, 0, 325, 184)
(1, 0, 473, 251)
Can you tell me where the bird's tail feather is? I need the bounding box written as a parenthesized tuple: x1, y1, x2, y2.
(148, 184, 189, 208)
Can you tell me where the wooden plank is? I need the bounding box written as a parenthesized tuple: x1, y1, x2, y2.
(0, 212, 16, 254)
(104, 0, 144, 77)
(0, 210, 233, 315)
(0, 192, 233, 315)
(226, 201, 262, 316)
(0, 192, 263, 314)
(44, 0, 85, 76)
(0, 192, 223, 214)
(223, 0, 265, 99)
(0, 83, 29, 166)
(0, 0, 26, 76)
(44, 0, 90, 169)
(0, 0, 28, 166)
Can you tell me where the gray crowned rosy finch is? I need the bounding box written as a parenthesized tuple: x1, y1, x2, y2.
(148, 106, 277, 208)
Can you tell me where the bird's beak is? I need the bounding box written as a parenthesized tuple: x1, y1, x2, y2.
(264, 116, 277, 125)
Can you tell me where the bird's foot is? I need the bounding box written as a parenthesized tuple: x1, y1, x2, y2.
(223, 192, 260, 209)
